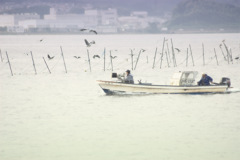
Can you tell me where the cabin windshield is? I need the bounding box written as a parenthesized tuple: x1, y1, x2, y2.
(180, 72, 198, 86)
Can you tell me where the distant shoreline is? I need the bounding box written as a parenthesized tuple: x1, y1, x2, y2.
(1, 31, 240, 35)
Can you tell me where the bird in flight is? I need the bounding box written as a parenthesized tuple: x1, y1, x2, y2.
(84, 39, 95, 47)
(74, 56, 81, 59)
(111, 56, 117, 59)
(48, 54, 54, 60)
(40, 39, 43, 42)
(89, 30, 97, 34)
(80, 29, 87, 31)
(175, 48, 181, 52)
(80, 28, 98, 34)
(93, 55, 100, 59)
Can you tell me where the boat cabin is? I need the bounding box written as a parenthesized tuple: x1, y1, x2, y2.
(170, 71, 198, 86)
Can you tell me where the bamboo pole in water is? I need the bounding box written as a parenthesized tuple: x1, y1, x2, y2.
(229, 48, 233, 64)
(43, 57, 51, 74)
(166, 42, 171, 63)
(214, 48, 219, 66)
(160, 37, 165, 69)
(202, 43, 205, 66)
(165, 51, 169, 68)
(219, 45, 227, 61)
(60, 46, 67, 73)
(87, 49, 91, 72)
(30, 51, 37, 75)
(6, 51, 13, 76)
(223, 42, 230, 64)
(171, 39, 177, 67)
(130, 49, 134, 70)
(189, 44, 195, 66)
(152, 47, 157, 69)
(110, 50, 113, 71)
(134, 49, 142, 70)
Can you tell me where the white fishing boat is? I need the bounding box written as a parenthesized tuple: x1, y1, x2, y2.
(97, 71, 231, 95)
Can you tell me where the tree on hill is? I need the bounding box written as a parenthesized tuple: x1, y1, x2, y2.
(166, 0, 240, 30)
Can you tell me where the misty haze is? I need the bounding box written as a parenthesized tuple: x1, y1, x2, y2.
(1, 1, 240, 160)
(0, 0, 240, 34)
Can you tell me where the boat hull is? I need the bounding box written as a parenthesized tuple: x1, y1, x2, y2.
(97, 80, 228, 95)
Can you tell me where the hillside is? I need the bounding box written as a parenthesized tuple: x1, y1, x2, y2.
(1, 0, 182, 16)
(166, 0, 240, 31)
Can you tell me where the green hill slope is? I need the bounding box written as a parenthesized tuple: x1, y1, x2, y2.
(166, 0, 240, 31)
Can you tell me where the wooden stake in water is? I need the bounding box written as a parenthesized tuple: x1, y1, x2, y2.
(43, 57, 51, 74)
(229, 48, 233, 64)
(219, 45, 227, 61)
(103, 48, 106, 71)
(171, 39, 177, 67)
(189, 44, 194, 66)
(0, 49, 3, 62)
(222, 42, 230, 64)
(152, 47, 157, 69)
(214, 48, 219, 66)
(110, 50, 113, 71)
(165, 51, 169, 68)
(134, 49, 143, 70)
(166, 42, 171, 63)
(87, 49, 91, 72)
(60, 46, 67, 73)
(6, 51, 13, 76)
(160, 37, 166, 69)
(186, 48, 188, 67)
(30, 51, 37, 75)
(130, 49, 134, 70)
(202, 43, 205, 66)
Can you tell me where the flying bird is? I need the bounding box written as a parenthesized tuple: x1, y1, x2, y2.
(47, 54, 54, 60)
(111, 56, 117, 59)
(40, 39, 43, 42)
(175, 48, 181, 52)
(80, 28, 87, 31)
(93, 55, 100, 59)
(235, 57, 239, 60)
(89, 30, 97, 34)
(84, 39, 96, 47)
(74, 56, 81, 59)
(84, 39, 91, 47)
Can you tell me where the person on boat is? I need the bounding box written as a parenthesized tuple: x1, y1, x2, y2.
(124, 70, 134, 84)
(198, 73, 213, 86)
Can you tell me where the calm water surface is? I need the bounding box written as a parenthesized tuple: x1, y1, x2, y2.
(0, 34, 240, 160)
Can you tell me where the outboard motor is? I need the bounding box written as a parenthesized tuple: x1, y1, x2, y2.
(220, 77, 231, 87)
(112, 73, 118, 78)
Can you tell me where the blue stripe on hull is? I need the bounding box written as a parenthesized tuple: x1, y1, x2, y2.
(101, 88, 224, 95)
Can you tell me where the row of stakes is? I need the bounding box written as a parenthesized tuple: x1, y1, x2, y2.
(0, 38, 237, 76)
